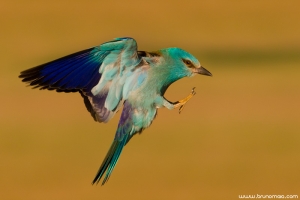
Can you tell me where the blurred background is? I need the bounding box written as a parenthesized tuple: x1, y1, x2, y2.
(1, 0, 300, 199)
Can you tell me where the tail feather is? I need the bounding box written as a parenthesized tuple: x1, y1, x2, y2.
(92, 134, 129, 185)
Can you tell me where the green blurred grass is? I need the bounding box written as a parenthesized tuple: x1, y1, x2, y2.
(1, 0, 300, 199)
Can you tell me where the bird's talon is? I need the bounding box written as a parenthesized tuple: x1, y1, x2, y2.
(179, 105, 185, 114)
(175, 88, 197, 114)
(191, 87, 196, 95)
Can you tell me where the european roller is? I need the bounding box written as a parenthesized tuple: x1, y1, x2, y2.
(19, 37, 212, 185)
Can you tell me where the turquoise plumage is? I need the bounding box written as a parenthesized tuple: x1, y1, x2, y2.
(19, 37, 212, 185)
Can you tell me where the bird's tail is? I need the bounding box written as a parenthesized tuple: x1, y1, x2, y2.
(92, 134, 128, 185)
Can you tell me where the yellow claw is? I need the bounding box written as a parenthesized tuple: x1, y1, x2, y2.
(174, 87, 196, 114)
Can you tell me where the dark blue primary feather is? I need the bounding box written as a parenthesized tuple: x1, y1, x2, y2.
(19, 47, 114, 123)
(19, 48, 109, 92)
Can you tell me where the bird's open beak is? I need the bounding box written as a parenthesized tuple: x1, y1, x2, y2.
(196, 66, 212, 76)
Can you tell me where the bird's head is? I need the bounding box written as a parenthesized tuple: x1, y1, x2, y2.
(162, 48, 212, 77)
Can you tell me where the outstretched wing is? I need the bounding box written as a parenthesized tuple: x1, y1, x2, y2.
(19, 37, 143, 123)
(92, 101, 157, 185)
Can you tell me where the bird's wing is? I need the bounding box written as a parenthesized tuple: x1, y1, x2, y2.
(19, 37, 144, 123)
(92, 101, 157, 185)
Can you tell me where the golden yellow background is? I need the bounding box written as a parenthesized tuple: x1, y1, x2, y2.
(1, 0, 300, 199)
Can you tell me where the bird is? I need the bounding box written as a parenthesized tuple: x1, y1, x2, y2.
(19, 37, 212, 185)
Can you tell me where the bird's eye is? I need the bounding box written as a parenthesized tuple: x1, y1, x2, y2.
(182, 59, 193, 67)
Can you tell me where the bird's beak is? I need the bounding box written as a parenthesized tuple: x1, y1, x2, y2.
(196, 66, 212, 76)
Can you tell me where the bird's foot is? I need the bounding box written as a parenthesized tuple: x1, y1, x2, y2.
(173, 87, 196, 114)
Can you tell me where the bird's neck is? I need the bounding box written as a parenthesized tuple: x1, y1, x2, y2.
(150, 65, 186, 95)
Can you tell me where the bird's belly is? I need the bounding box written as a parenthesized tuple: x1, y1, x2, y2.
(127, 91, 158, 131)
(131, 105, 157, 131)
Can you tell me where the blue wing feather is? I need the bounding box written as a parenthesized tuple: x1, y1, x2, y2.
(53, 56, 101, 89)
(20, 48, 107, 91)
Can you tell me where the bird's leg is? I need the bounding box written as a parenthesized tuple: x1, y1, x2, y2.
(173, 87, 196, 113)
